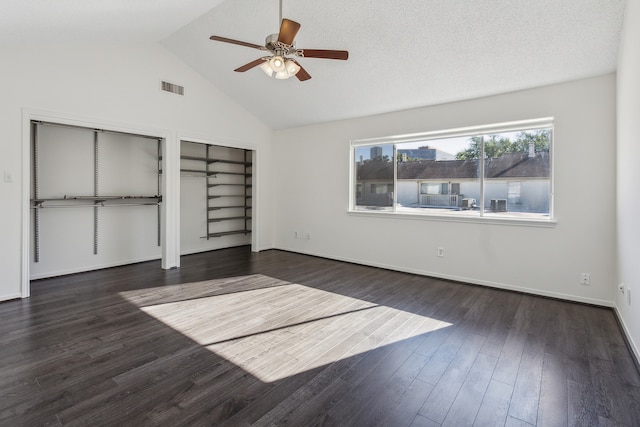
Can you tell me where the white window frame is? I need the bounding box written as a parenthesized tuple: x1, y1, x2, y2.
(349, 118, 555, 226)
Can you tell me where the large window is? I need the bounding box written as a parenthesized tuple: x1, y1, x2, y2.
(351, 119, 553, 221)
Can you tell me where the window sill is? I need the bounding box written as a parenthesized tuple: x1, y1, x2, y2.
(347, 209, 557, 228)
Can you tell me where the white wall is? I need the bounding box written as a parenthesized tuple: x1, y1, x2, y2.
(0, 42, 273, 301)
(273, 74, 617, 306)
(616, 0, 640, 360)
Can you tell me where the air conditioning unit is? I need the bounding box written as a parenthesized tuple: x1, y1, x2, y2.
(491, 199, 507, 212)
(461, 198, 476, 209)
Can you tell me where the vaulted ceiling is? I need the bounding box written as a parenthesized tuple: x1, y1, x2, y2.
(1, 0, 627, 130)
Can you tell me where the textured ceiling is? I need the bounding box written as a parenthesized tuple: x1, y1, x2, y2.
(0, 0, 628, 130)
(0, 0, 225, 43)
(163, 0, 627, 129)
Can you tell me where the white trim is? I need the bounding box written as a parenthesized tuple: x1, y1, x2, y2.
(479, 135, 486, 216)
(23, 109, 170, 140)
(350, 117, 555, 147)
(178, 133, 260, 152)
(347, 210, 557, 228)
(162, 132, 180, 269)
(21, 113, 31, 298)
(348, 142, 356, 212)
(21, 108, 174, 298)
(276, 246, 613, 307)
(29, 255, 162, 280)
(0, 294, 23, 302)
(613, 305, 640, 367)
(177, 134, 260, 254)
(180, 242, 250, 257)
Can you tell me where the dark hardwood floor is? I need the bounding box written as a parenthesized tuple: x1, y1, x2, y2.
(1, 246, 639, 426)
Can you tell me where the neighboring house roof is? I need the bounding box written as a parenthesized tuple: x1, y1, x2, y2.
(356, 161, 394, 180)
(485, 152, 550, 178)
(357, 152, 550, 180)
(397, 159, 478, 180)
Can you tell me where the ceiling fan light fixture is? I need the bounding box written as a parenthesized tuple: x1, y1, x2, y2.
(269, 55, 286, 72)
(285, 59, 300, 75)
(275, 59, 300, 79)
(274, 70, 291, 80)
(260, 61, 275, 77)
(263, 57, 300, 79)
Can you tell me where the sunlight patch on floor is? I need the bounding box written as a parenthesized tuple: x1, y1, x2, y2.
(120, 275, 451, 382)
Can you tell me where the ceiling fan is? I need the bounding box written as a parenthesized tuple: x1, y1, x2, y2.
(209, 4, 348, 81)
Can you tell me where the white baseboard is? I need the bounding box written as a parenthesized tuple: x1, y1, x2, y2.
(275, 246, 614, 308)
(0, 293, 22, 302)
(29, 255, 162, 280)
(613, 305, 640, 368)
(180, 242, 251, 256)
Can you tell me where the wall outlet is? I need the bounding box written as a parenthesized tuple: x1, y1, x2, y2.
(619, 283, 625, 294)
(580, 273, 591, 285)
(437, 247, 444, 258)
(294, 231, 299, 238)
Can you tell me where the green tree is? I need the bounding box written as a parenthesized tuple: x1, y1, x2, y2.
(365, 154, 391, 163)
(511, 129, 551, 153)
(455, 135, 513, 160)
(455, 130, 550, 160)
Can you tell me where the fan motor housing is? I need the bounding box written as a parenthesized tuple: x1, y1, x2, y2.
(265, 33, 280, 49)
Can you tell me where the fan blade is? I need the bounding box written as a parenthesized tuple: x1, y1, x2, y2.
(278, 18, 301, 45)
(298, 49, 349, 60)
(295, 64, 312, 81)
(209, 35, 265, 50)
(234, 58, 266, 72)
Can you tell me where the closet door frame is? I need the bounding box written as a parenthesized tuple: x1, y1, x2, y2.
(20, 109, 174, 298)
(176, 136, 259, 262)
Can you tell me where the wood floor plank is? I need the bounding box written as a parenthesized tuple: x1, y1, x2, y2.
(378, 378, 435, 427)
(493, 327, 528, 386)
(610, 344, 640, 388)
(249, 356, 360, 426)
(567, 379, 599, 426)
(508, 333, 545, 425)
(441, 352, 498, 426)
(473, 379, 513, 426)
(415, 328, 465, 385)
(219, 364, 334, 426)
(0, 246, 637, 426)
(410, 414, 442, 427)
(344, 351, 430, 426)
(320, 332, 425, 424)
(537, 352, 568, 427)
(418, 333, 487, 424)
(504, 415, 536, 426)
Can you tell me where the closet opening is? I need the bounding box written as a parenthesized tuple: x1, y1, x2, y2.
(179, 140, 254, 256)
(29, 120, 164, 280)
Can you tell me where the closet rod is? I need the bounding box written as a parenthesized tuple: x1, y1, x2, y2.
(33, 195, 162, 201)
(31, 203, 161, 209)
(32, 120, 163, 141)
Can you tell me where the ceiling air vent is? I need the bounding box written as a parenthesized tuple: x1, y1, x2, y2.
(161, 81, 184, 96)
